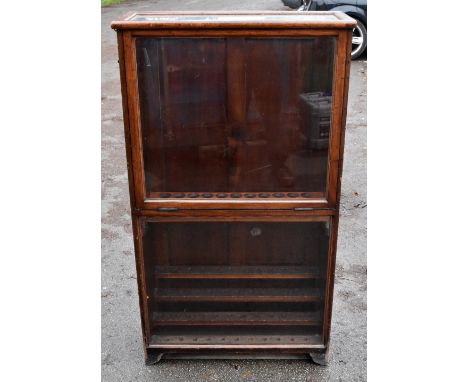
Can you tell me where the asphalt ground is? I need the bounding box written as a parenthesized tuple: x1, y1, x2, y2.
(102, 1, 367, 380)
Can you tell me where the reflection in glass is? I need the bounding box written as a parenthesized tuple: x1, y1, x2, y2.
(135, 37, 335, 197)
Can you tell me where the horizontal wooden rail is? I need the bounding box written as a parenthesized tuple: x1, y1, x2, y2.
(152, 311, 322, 326)
(155, 266, 322, 279)
(154, 288, 322, 302)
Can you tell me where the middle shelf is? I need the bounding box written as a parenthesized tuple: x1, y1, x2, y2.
(155, 265, 321, 279)
(154, 287, 322, 302)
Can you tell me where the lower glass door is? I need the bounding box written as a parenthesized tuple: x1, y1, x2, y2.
(140, 218, 330, 347)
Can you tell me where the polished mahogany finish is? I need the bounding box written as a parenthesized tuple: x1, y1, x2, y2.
(112, 11, 354, 365)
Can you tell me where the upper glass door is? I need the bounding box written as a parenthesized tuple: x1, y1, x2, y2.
(133, 35, 337, 205)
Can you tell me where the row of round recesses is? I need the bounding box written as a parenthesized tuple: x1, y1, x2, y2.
(158, 192, 315, 199)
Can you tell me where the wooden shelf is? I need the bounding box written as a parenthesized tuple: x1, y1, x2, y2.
(152, 311, 322, 326)
(149, 334, 323, 347)
(155, 266, 321, 279)
(150, 192, 324, 200)
(155, 288, 321, 302)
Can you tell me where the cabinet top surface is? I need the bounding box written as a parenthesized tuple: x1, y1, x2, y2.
(111, 11, 356, 30)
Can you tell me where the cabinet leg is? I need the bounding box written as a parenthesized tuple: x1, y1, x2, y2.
(146, 353, 163, 365)
(309, 352, 329, 366)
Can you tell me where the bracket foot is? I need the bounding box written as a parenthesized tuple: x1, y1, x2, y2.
(146, 353, 163, 365)
(309, 352, 329, 366)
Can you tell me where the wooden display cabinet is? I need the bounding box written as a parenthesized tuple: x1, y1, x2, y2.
(111, 11, 355, 365)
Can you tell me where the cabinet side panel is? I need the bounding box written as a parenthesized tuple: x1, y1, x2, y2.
(117, 30, 137, 208)
(117, 30, 151, 350)
(322, 29, 353, 346)
(123, 31, 146, 208)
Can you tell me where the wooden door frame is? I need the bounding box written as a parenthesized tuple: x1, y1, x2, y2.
(119, 28, 351, 211)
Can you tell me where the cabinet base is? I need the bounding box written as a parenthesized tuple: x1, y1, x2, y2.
(145, 349, 329, 363)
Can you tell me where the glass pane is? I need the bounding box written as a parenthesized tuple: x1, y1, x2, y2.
(141, 220, 329, 346)
(135, 37, 335, 199)
(130, 14, 338, 22)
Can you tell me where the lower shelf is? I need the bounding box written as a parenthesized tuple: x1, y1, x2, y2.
(149, 322, 324, 349)
(149, 334, 323, 347)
